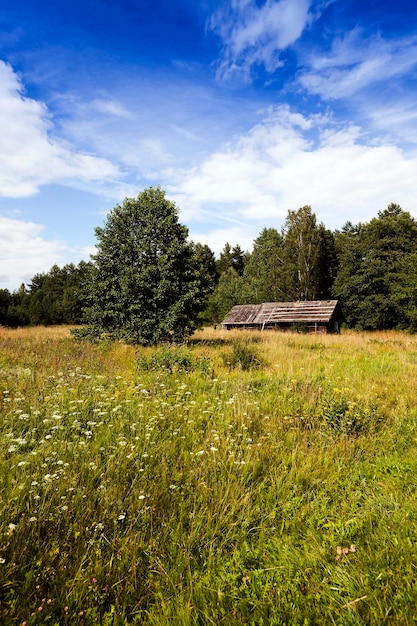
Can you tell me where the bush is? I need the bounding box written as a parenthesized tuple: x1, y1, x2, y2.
(222, 340, 265, 371)
(318, 388, 385, 436)
(136, 344, 212, 374)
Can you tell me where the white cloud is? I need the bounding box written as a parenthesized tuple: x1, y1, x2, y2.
(189, 225, 257, 256)
(298, 30, 417, 99)
(0, 216, 83, 290)
(366, 102, 417, 146)
(0, 61, 120, 198)
(90, 97, 132, 118)
(174, 105, 417, 233)
(210, 0, 313, 79)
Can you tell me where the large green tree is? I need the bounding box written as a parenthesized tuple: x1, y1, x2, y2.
(216, 243, 247, 276)
(242, 228, 285, 303)
(282, 206, 336, 300)
(79, 187, 204, 345)
(191, 243, 219, 299)
(333, 204, 417, 329)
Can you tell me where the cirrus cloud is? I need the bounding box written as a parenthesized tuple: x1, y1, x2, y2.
(209, 0, 314, 79)
(298, 29, 417, 100)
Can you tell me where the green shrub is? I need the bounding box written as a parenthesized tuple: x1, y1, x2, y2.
(136, 344, 211, 374)
(222, 340, 265, 371)
(318, 388, 385, 435)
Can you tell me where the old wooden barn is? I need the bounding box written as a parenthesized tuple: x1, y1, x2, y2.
(222, 300, 344, 334)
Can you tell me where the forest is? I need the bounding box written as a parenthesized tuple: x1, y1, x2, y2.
(1, 200, 417, 332)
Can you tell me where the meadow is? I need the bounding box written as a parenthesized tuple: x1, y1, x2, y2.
(1, 325, 417, 625)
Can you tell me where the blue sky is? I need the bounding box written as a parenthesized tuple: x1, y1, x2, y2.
(1, 0, 417, 290)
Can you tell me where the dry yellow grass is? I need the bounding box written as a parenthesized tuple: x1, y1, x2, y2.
(0, 324, 76, 341)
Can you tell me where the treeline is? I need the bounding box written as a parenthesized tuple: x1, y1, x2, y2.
(2, 202, 417, 331)
(0, 261, 93, 327)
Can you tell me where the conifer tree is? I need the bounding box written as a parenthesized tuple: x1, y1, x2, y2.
(333, 203, 417, 329)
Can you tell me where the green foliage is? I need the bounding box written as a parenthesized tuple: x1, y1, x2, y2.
(282, 205, 337, 301)
(6, 200, 417, 334)
(190, 243, 219, 325)
(205, 207, 338, 327)
(333, 204, 417, 329)
(0, 287, 28, 327)
(28, 261, 93, 326)
(205, 267, 245, 324)
(242, 227, 285, 303)
(216, 242, 247, 276)
(318, 388, 385, 436)
(222, 339, 265, 370)
(0, 262, 92, 327)
(230, 243, 247, 276)
(136, 344, 212, 374)
(190, 243, 218, 297)
(79, 187, 205, 345)
(391, 252, 417, 330)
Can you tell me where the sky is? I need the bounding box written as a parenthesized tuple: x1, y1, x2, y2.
(1, 0, 417, 290)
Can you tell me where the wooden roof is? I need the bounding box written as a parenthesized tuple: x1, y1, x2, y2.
(222, 300, 342, 326)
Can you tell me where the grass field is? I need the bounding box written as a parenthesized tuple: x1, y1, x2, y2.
(1, 325, 417, 624)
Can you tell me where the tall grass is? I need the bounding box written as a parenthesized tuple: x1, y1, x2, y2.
(1, 326, 417, 624)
